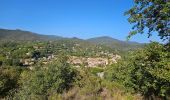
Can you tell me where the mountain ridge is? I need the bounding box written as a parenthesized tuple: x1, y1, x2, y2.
(87, 36, 144, 51)
(0, 28, 142, 43)
(0, 28, 144, 51)
(0, 28, 63, 41)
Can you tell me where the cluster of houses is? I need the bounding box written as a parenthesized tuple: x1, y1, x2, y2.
(20, 52, 55, 67)
(20, 52, 121, 69)
(68, 54, 121, 68)
(19, 44, 121, 69)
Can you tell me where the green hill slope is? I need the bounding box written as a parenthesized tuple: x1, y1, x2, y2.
(0, 29, 144, 52)
(87, 36, 145, 51)
(0, 29, 62, 41)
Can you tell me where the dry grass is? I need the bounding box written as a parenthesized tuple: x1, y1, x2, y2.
(48, 86, 143, 100)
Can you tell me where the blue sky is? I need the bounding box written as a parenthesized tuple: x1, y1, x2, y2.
(0, 0, 162, 43)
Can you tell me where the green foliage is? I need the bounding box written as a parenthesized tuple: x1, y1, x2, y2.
(89, 67, 104, 75)
(14, 60, 78, 99)
(0, 39, 119, 67)
(4, 59, 13, 66)
(105, 57, 134, 92)
(125, 0, 170, 41)
(129, 42, 170, 98)
(0, 29, 144, 57)
(87, 36, 144, 52)
(106, 42, 170, 99)
(0, 29, 148, 99)
(0, 54, 5, 66)
(49, 68, 141, 100)
(0, 66, 21, 98)
(0, 29, 62, 41)
(0, 39, 144, 99)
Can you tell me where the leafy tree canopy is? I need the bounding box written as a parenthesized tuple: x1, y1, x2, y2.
(125, 0, 170, 41)
(106, 42, 170, 99)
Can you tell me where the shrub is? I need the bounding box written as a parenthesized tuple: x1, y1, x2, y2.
(0, 66, 21, 98)
(14, 61, 78, 99)
(129, 42, 170, 99)
(49, 69, 142, 100)
(106, 42, 170, 99)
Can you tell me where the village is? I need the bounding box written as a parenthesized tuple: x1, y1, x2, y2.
(68, 54, 121, 68)
(20, 52, 121, 69)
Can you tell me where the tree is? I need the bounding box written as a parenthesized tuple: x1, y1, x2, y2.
(125, 0, 170, 41)
(124, 1, 170, 98)
(106, 42, 170, 99)
(129, 42, 170, 99)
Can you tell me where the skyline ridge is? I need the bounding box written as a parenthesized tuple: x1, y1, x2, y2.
(0, 28, 145, 43)
(0, 0, 162, 43)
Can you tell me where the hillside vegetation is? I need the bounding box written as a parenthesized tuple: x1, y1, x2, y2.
(87, 36, 144, 51)
(0, 27, 169, 100)
(0, 29, 144, 52)
(0, 29, 63, 41)
(0, 0, 169, 99)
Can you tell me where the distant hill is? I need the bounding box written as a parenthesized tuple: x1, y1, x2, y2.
(87, 36, 145, 51)
(0, 29, 144, 52)
(0, 29, 63, 41)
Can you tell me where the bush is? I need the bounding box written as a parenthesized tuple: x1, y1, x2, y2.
(49, 68, 142, 100)
(89, 67, 104, 75)
(0, 66, 21, 98)
(129, 42, 170, 99)
(106, 42, 170, 99)
(14, 60, 78, 99)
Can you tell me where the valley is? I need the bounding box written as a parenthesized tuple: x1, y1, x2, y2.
(0, 0, 169, 99)
(0, 28, 145, 99)
(0, 29, 143, 69)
